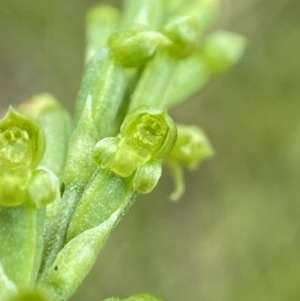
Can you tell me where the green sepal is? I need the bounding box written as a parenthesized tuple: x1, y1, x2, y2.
(201, 31, 247, 73)
(108, 24, 170, 67)
(92, 137, 149, 177)
(0, 201, 45, 288)
(0, 107, 45, 171)
(133, 159, 162, 194)
(5, 288, 51, 301)
(86, 5, 121, 63)
(19, 93, 72, 180)
(27, 168, 59, 208)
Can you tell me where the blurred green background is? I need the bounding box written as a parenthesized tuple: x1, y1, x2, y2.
(1, 0, 300, 300)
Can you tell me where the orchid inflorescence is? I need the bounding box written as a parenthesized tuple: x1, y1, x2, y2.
(0, 0, 245, 300)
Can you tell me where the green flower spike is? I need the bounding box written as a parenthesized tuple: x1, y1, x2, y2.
(166, 124, 214, 201)
(0, 107, 45, 172)
(39, 108, 176, 300)
(93, 106, 177, 192)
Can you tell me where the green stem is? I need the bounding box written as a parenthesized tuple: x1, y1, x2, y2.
(128, 52, 177, 111)
(67, 169, 135, 241)
(40, 173, 137, 301)
(85, 5, 121, 63)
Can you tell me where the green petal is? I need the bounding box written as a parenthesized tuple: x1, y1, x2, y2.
(133, 160, 162, 193)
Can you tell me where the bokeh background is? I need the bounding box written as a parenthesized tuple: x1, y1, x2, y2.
(1, 0, 300, 300)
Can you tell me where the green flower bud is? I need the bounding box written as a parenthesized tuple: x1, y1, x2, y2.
(161, 0, 220, 59)
(108, 24, 170, 67)
(27, 168, 59, 208)
(201, 31, 247, 73)
(0, 107, 45, 171)
(162, 15, 200, 59)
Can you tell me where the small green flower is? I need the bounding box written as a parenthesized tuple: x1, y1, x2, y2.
(167, 124, 214, 169)
(92, 106, 177, 193)
(0, 107, 45, 172)
(0, 107, 58, 208)
(121, 106, 177, 158)
(166, 124, 214, 201)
